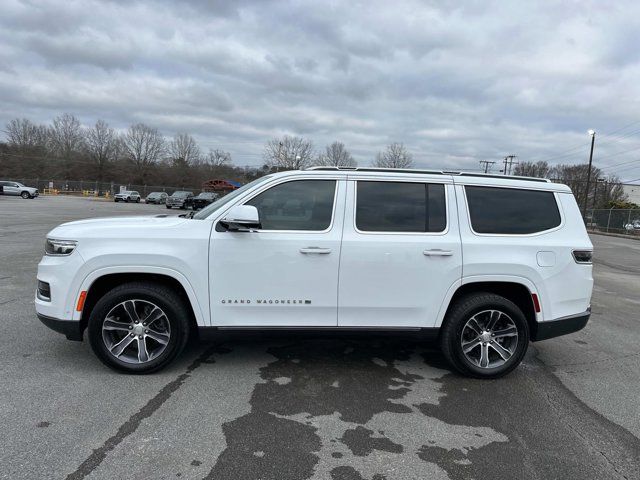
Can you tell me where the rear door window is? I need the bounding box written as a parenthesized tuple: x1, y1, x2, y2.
(465, 186, 561, 234)
(356, 181, 447, 233)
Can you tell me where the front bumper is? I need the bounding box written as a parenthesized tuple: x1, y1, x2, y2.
(531, 309, 591, 341)
(37, 313, 83, 341)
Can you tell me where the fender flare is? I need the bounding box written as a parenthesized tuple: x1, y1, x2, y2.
(71, 265, 207, 326)
(435, 274, 542, 328)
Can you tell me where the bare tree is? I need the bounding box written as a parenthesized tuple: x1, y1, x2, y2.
(4, 118, 48, 152)
(123, 123, 166, 183)
(169, 133, 201, 166)
(3, 118, 49, 177)
(263, 135, 314, 170)
(513, 161, 550, 178)
(48, 113, 85, 177)
(549, 164, 626, 208)
(85, 120, 117, 181)
(315, 141, 356, 167)
(372, 142, 413, 168)
(206, 148, 232, 167)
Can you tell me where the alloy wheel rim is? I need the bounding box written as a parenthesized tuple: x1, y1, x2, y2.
(102, 299, 171, 364)
(460, 309, 518, 369)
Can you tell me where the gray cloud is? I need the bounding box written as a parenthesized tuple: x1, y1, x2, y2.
(1, 0, 640, 180)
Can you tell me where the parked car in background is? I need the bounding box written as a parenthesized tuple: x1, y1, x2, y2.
(0, 180, 39, 198)
(624, 220, 640, 232)
(36, 167, 593, 378)
(191, 192, 219, 210)
(114, 191, 141, 203)
(166, 191, 194, 209)
(145, 192, 168, 204)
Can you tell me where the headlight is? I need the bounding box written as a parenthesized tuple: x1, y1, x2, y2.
(45, 238, 77, 256)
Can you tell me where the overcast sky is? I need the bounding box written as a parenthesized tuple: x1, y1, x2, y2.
(1, 0, 640, 180)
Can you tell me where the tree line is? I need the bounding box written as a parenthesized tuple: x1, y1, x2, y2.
(0, 113, 415, 188)
(0, 113, 630, 208)
(513, 160, 629, 209)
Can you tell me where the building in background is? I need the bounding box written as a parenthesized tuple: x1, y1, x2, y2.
(623, 184, 640, 205)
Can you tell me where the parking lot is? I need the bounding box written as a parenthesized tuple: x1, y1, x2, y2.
(1, 195, 639, 480)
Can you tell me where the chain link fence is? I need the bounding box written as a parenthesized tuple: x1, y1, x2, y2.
(586, 208, 640, 235)
(10, 178, 202, 197)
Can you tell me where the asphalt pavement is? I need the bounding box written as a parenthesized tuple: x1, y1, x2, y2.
(1, 195, 639, 480)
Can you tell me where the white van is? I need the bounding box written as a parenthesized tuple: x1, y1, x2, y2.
(35, 167, 593, 378)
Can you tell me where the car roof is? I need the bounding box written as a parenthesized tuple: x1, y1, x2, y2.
(266, 167, 571, 193)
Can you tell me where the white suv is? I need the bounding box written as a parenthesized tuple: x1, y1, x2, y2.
(35, 167, 593, 378)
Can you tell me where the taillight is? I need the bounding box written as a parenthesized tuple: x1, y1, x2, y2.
(572, 250, 593, 264)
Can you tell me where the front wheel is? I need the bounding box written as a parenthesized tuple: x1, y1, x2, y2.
(136, 198, 140, 203)
(166, 205, 171, 209)
(21, 191, 31, 199)
(440, 293, 529, 379)
(87, 282, 191, 373)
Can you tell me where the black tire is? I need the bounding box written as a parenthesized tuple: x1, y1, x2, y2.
(166, 205, 171, 209)
(87, 281, 191, 374)
(136, 198, 140, 203)
(125, 197, 130, 203)
(440, 293, 529, 379)
(21, 191, 31, 199)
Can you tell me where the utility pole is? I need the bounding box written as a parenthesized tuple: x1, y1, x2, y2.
(502, 155, 517, 175)
(582, 130, 596, 217)
(479, 160, 495, 173)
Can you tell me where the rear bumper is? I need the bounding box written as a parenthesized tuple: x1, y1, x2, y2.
(531, 309, 590, 341)
(37, 313, 83, 341)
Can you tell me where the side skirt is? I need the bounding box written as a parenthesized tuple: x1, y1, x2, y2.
(197, 326, 440, 342)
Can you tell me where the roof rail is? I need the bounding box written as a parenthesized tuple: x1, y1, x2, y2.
(304, 166, 550, 183)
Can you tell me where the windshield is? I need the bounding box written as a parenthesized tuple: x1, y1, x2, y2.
(193, 175, 272, 220)
(171, 191, 191, 197)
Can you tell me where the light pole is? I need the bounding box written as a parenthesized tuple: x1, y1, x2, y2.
(592, 177, 606, 211)
(582, 129, 596, 217)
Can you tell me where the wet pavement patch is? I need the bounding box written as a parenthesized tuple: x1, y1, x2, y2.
(204, 411, 321, 480)
(340, 426, 403, 457)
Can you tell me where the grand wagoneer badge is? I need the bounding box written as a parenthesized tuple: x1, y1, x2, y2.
(221, 299, 312, 305)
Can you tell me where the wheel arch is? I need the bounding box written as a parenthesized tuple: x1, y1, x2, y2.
(76, 268, 205, 336)
(437, 278, 539, 337)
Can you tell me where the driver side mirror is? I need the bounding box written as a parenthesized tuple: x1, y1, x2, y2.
(219, 205, 261, 231)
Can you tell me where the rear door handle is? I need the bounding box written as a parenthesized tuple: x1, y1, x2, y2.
(423, 249, 453, 256)
(300, 247, 332, 254)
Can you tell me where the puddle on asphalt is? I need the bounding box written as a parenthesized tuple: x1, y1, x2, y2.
(204, 336, 509, 480)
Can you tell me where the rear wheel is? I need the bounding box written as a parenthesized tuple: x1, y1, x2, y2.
(136, 198, 140, 203)
(21, 191, 30, 199)
(440, 293, 529, 379)
(87, 282, 191, 373)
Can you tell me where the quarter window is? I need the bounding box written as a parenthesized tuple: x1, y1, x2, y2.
(246, 180, 336, 231)
(465, 186, 561, 234)
(356, 181, 447, 232)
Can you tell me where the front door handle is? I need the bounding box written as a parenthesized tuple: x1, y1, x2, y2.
(300, 247, 332, 254)
(423, 249, 453, 256)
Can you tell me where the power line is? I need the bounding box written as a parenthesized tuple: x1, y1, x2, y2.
(478, 160, 495, 173)
(501, 155, 518, 175)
